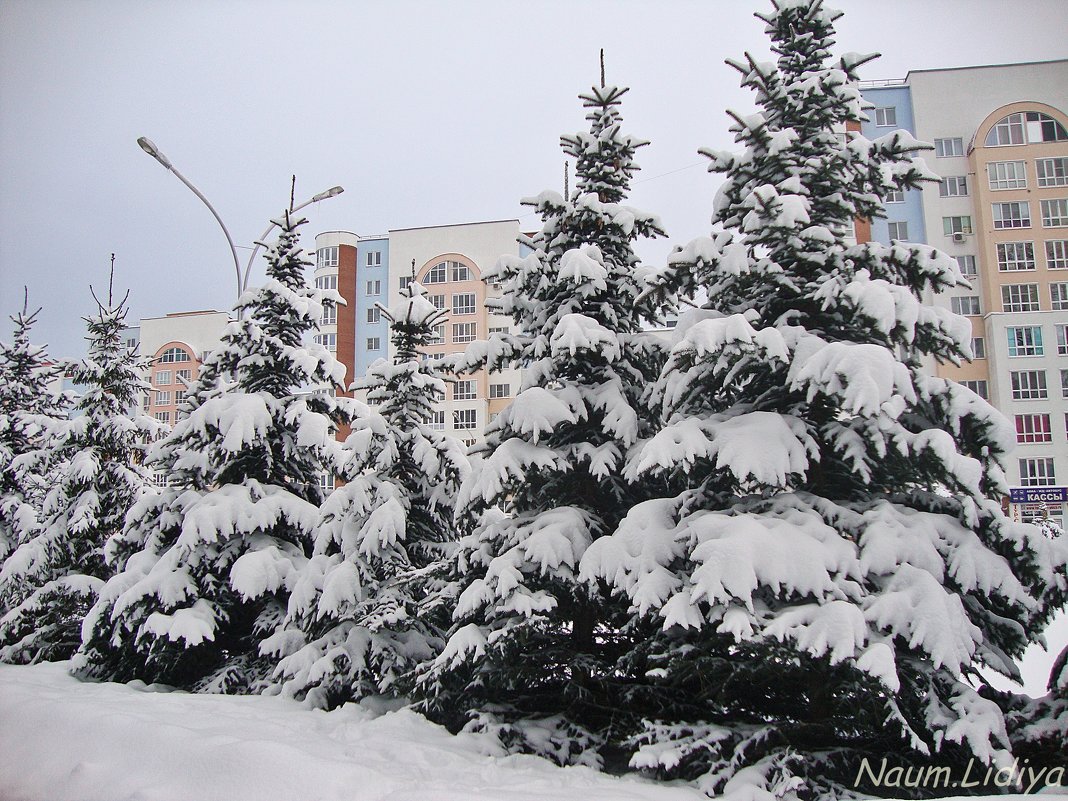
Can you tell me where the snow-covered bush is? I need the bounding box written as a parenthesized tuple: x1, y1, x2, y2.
(1, 282, 157, 663)
(267, 281, 469, 708)
(74, 209, 353, 692)
(418, 76, 670, 763)
(577, 1, 1068, 796)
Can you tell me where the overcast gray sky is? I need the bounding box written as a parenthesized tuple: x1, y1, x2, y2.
(2, 0, 1066, 357)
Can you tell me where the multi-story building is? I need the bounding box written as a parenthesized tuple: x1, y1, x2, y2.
(313, 220, 527, 445)
(138, 310, 230, 428)
(861, 59, 1068, 522)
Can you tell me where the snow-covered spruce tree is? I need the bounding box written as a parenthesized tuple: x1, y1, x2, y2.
(74, 209, 352, 692)
(0, 295, 68, 571)
(418, 78, 671, 764)
(0, 281, 157, 664)
(578, 1, 1068, 796)
(266, 281, 469, 708)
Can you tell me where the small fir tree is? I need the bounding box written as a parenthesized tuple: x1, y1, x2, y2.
(0, 292, 68, 571)
(0, 275, 157, 664)
(418, 72, 670, 763)
(267, 280, 469, 708)
(580, 1, 1068, 796)
(74, 207, 353, 692)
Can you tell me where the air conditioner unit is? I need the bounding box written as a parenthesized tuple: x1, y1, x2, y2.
(952, 232, 966, 243)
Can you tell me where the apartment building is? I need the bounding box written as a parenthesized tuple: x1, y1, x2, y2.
(860, 59, 1068, 521)
(313, 220, 527, 445)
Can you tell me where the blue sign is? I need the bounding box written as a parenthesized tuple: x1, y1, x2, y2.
(1009, 487, 1068, 504)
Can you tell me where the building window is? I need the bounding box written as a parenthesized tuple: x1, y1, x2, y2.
(315, 275, 338, 290)
(453, 380, 477, 400)
(454, 409, 477, 430)
(1051, 283, 1068, 311)
(1037, 157, 1068, 188)
(176, 369, 192, 383)
(885, 189, 904, 204)
(1016, 414, 1053, 444)
(1041, 198, 1068, 227)
(1010, 370, 1048, 400)
(154, 390, 171, 406)
(971, 337, 986, 359)
(488, 326, 510, 335)
(1059, 325, 1068, 355)
(1002, 284, 1040, 313)
(365, 251, 382, 267)
(942, 216, 972, 236)
(174, 390, 187, 405)
(158, 347, 191, 364)
(950, 296, 981, 315)
(452, 293, 476, 315)
(314, 333, 337, 352)
(154, 411, 171, 425)
(450, 262, 472, 282)
(366, 280, 382, 296)
(316, 247, 339, 268)
(452, 322, 477, 343)
(426, 410, 445, 430)
(887, 222, 908, 241)
(1007, 326, 1044, 357)
(954, 255, 977, 278)
(992, 201, 1031, 229)
(427, 324, 445, 345)
(985, 112, 1068, 147)
(997, 241, 1036, 271)
(366, 306, 381, 324)
(939, 176, 968, 197)
(489, 383, 511, 399)
(429, 294, 446, 310)
(321, 304, 337, 326)
(366, 337, 381, 351)
(429, 352, 446, 361)
(423, 262, 447, 284)
(1020, 457, 1056, 487)
(155, 370, 172, 386)
(961, 379, 988, 400)
(988, 161, 1027, 190)
(935, 138, 964, 157)
(1061, 370, 1068, 398)
(874, 107, 896, 127)
(398, 276, 412, 291)
(1047, 240, 1068, 270)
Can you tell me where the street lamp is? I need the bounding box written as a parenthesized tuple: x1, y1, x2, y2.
(137, 137, 243, 302)
(241, 186, 344, 294)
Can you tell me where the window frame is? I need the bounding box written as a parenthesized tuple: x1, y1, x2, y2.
(950, 295, 982, 316)
(934, 137, 964, 158)
(887, 221, 909, 241)
(874, 107, 897, 127)
(997, 241, 1036, 271)
(1010, 370, 1048, 401)
(988, 160, 1027, 190)
(452, 322, 477, 344)
(1037, 157, 1068, 188)
(453, 409, 477, 430)
(1007, 326, 1044, 357)
(1001, 283, 1041, 313)
(939, 176, 968, 197)
(1040, 198, 1068, 228)
(992, 201, 1031, 229)
(1016, 413, 1053, 444)
(453, 379, 477, 401)
(452, 292, 476, 316)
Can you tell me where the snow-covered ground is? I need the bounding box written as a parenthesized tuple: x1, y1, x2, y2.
(0, 661, 704, 801)
(1, 661, 1065, 801)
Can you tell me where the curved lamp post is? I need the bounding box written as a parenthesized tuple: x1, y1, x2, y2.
(242, 186, 344, 294)
(137, 137, 344, 303)
(137, 137, 243, 301)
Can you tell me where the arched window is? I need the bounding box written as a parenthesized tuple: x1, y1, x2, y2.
(985, 111, 1068, 147)
(421, 259, 474, 284)
(158, 347, 192, 364)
